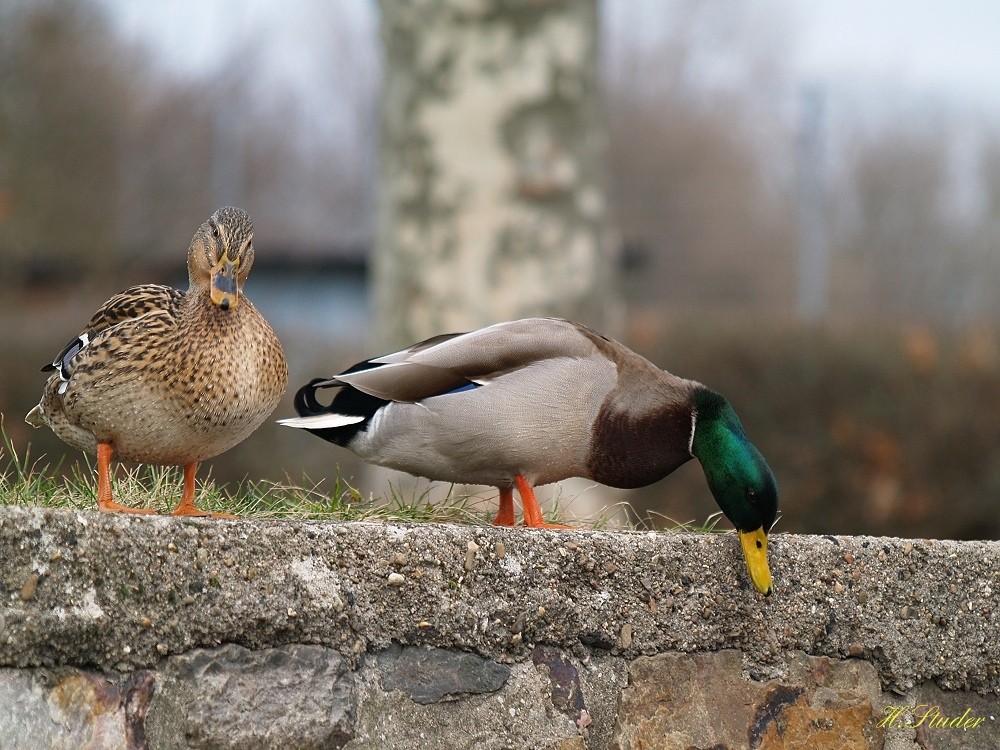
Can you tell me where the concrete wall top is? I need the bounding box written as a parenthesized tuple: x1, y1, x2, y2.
(1, 506, 996, 695)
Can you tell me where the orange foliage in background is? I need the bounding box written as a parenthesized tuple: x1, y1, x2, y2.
(623, 318, 1000, 541)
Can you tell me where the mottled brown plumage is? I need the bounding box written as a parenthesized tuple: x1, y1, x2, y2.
(26, 207, 288, 516)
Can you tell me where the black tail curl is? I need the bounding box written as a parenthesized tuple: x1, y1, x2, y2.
(291, 376, 386, 446)
(293, 377, 337, 417)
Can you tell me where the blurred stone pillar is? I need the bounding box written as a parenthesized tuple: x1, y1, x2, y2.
(373, 0, 618, 349)
(369, 0, 622, 521)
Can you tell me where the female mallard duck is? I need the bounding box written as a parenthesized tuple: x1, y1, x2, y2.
(278, 318, 777, 594)
(26, 206, 288, 517)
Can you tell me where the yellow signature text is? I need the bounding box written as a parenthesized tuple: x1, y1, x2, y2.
(878, 704, 986, 730)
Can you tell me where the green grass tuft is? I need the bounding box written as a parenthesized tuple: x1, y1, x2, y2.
(0, 419, 731, 531)
(0, 420, 564, 525)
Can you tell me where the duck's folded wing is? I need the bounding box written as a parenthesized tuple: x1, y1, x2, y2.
(372, 318, 599, 376)
(44, 285, 182, 372)
(80, 284, 183, 336)
(42, 285, 182, 389)
(327, 318, 599, 403)
(334, 362, 476, 402)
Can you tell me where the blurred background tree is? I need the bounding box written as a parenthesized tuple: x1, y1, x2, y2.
(0, 1, 133, 283)
(604, 2, 796, 317)
(374, 0, 615, 349)
(2, 0, 1000, 540)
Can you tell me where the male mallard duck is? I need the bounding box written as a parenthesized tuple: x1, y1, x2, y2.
(278, 318, 778, 594)
(26, 207, 288, 516)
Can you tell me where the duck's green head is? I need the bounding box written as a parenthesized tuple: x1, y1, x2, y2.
(690, 388, 779, 596)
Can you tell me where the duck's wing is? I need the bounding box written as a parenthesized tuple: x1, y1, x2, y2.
(42, 284, 183, 386)
(333, 318, 607, 403)
(82, 285, 184, 338)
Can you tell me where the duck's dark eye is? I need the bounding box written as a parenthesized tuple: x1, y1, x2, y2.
(746, 488, 759, 506)
(212, 228, 220, 238)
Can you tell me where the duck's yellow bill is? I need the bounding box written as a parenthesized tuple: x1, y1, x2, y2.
(738, 527, 772, 596)
(210, 256, 240, 310)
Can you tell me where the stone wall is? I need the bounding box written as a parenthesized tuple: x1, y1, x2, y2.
(0, 505, 997, 749)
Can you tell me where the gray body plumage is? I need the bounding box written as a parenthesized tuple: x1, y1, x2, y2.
(281, 318, 701, 490)
(282, 317, 779, 595)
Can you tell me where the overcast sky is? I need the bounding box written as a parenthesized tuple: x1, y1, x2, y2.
(99, 0, 1000, 119)
(791, 0, 1000, 109)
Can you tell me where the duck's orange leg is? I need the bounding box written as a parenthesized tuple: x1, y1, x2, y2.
(515, 475, 572, 529)
(96, 442, 153, 514)
(169, 463, 235, 518)
(493, 487, 516, 526)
